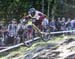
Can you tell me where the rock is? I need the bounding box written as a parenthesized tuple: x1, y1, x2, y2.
(24, 37, 75, 59)
(32, 46, 46, 53)
(6, 53, 20, 59)
(47, 43, 57, 49)
(24, 53, 33, 59)
(60, 38, 75, 45)
(65, 53, 75, 59)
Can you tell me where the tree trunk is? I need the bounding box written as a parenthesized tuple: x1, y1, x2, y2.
(48, 0, 50, 20)
(42, 0, 44, 13)
(51, 0, 55, 19)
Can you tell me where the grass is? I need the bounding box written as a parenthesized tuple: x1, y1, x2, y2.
(0, 35, 70, 59)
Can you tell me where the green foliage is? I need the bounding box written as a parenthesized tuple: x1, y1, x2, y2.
(0, 0, 75, 21)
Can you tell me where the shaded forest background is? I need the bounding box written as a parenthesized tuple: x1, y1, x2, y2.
(0, 0, 75, 21)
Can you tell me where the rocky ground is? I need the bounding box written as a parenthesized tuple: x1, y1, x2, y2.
(1, 36, 75, 59)
(24, 37, 75, 59)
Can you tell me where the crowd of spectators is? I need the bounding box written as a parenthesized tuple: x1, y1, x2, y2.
(0, 8, 75, 46)
(0, 17, 75, 46)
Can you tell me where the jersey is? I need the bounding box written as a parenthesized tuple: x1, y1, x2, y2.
(28, 11, 45, 20)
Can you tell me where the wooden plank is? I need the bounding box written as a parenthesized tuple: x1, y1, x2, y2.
(24, 37, 40, 43)
(0, 43, 23, 53)
(0, 47, 8, 49)
(0, 37, 41, 53)
(33, 37, 40, 40)
(41, 30, 75, 35)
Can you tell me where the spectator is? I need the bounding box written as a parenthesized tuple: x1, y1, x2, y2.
(17, 19, 28, 42)
(0, 19, 7, 46)
(55, 17, 61, 31)
(61, 17, 66, 31)
(49, 19, 56, 32)
(42, 17, 49, 32)
(65, 18, 71, 31)
(6, 19, 17, 45)
(0, 21, 4, 46)
(71, 18, 75, 30)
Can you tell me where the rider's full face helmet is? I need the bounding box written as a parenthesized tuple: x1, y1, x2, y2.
(28, 8, 36, 17)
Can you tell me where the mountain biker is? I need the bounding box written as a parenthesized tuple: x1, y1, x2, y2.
(25, 8, 46, 30)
